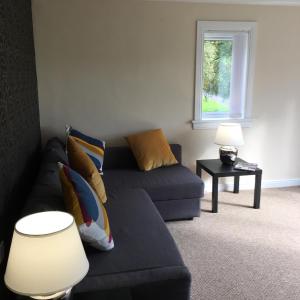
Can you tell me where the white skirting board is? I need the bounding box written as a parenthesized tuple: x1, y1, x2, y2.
(204, 178, 300, 193)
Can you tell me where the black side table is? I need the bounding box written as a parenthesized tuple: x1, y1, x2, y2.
(196, 158, 262, 213)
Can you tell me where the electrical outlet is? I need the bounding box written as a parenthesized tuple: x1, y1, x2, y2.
(0, 241, 4, 264)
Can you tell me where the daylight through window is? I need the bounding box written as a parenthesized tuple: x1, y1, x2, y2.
(193, 21, 257, 128)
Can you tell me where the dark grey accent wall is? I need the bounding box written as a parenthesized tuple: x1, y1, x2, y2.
(0, 0, 40, 298)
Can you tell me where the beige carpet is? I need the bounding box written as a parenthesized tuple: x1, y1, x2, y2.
(167, 187, 300, 300)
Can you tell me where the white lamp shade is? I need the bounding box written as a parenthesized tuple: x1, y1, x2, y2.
(215, 123, 244, 146)
(5, 211, 89, 298)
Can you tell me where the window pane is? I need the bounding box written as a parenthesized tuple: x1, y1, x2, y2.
(202, 39, 233, 117)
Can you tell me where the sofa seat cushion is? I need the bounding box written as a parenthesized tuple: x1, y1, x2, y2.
(75, 188, 190, 293)
(103, 165, 204, 202)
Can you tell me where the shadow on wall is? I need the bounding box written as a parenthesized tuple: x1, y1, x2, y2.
(270, 97, 300, 176)
(175, 127, 216, 171)
(248, 97, 300, 180)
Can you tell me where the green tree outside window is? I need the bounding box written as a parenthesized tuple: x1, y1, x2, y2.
(202, 40, 233, 113)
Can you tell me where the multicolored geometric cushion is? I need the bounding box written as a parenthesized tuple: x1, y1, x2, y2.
(66, 126, 105, 174)
(67, 136, 107, 203)
(58, 162, 114, 251)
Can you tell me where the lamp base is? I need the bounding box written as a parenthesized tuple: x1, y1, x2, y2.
(31, 288, 72, 300)
(219, 146, 238, 165)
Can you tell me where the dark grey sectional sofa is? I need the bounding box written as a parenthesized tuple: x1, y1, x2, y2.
(22, 138, 204, 300)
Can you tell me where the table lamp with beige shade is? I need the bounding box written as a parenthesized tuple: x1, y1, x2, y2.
(214, 123, 244, 165)
(4, 211, 89, 300)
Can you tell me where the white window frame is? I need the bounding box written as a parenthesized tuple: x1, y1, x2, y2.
(192, 21, 257, 129)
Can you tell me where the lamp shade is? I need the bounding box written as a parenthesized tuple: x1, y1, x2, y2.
(5, 211, 89, 298)
(214, 123, 244, 146)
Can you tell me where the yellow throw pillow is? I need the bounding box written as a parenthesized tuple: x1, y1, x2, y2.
(67, 136, 107, 203)
(126, 129, 178, 171)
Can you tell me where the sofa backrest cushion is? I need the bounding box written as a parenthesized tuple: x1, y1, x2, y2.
(103, 144, 182, 170)
(22, 138, 68, 216)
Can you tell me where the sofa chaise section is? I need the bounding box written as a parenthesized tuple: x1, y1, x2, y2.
(103, 145, 204, 220)
(74, 189, 191, 300)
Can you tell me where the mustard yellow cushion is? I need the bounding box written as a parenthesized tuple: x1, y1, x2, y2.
(67, 136, 107, 203)
(126, 129, 178, 171)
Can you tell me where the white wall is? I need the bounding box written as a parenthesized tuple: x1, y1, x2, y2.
(32, 0, 300, 187)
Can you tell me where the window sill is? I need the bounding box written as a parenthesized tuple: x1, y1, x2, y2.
(192, 119, 253, 129)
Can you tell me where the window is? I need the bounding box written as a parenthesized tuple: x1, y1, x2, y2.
(193, 21, 257, 129)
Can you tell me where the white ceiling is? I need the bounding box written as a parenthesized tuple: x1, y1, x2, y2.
(148, 0, 300, 6)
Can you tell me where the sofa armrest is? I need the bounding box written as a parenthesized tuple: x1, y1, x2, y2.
(170, 144, 182, 164)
